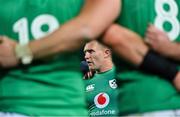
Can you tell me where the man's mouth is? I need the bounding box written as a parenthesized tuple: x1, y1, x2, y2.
(87, 61, 93, 65)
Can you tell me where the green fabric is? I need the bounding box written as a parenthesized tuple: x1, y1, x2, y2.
(115, 0, 180, 115)
(0, 0, 88, 116)
(84, 67, 119, 116)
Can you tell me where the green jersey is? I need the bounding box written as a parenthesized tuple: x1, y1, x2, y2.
(0, 0, 88, 116)
(84, 67, 119, 116)
(115, 0, 180, 115)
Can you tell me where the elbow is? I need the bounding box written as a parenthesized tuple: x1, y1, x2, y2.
(80, 24, 97, 41)
(103, 24, 123, 47)
(79, 20, 110, 41)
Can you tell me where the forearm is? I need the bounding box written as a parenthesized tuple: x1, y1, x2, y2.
(166, 43, 180, 61)
(103, 24, 148, 66)
(29, 19, 91, 59)
(103, 24, 180, 91)
(28, 0, 121, 59)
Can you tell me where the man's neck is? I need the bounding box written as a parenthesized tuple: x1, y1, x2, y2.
(97, 61, 113, 73)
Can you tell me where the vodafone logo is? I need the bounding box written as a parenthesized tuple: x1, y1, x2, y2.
(94, 93, 110, 108)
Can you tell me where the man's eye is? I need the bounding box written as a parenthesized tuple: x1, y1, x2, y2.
(84, 50, 95, 54)
(89, 50, 94, 53)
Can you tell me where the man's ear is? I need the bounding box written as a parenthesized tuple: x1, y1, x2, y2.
(104, 49, 111, 58)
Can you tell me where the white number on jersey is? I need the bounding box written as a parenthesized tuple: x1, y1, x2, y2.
(13, 14, 59, 44)
(155, 0, 179, 41)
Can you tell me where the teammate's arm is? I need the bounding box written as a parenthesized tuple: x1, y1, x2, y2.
(28, 0, 121, 59)
(0, 0, 121, 67)
(103, 24, 148, 66)
(102, 24, 180, 91)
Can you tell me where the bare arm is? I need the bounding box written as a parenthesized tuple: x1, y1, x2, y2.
(103, 24, 149, 66)
(102, 24, 180, 91)
(0, 0, 121, 67)
(29, 0, 121, 59)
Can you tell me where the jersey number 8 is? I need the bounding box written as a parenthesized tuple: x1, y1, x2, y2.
(155, 0, 179, 41)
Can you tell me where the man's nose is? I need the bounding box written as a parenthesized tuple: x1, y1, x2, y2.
(85, 52, 90, 60)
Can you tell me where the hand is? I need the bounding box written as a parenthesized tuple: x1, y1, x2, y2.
(83, 70, 95, 80)
(145, 24, 174, 57)
(0, 36, 19, 68)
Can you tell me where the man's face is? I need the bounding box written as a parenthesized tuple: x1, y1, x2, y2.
(84, 41, 105, 71)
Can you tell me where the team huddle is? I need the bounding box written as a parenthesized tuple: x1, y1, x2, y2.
(0, 0, 180, 117)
